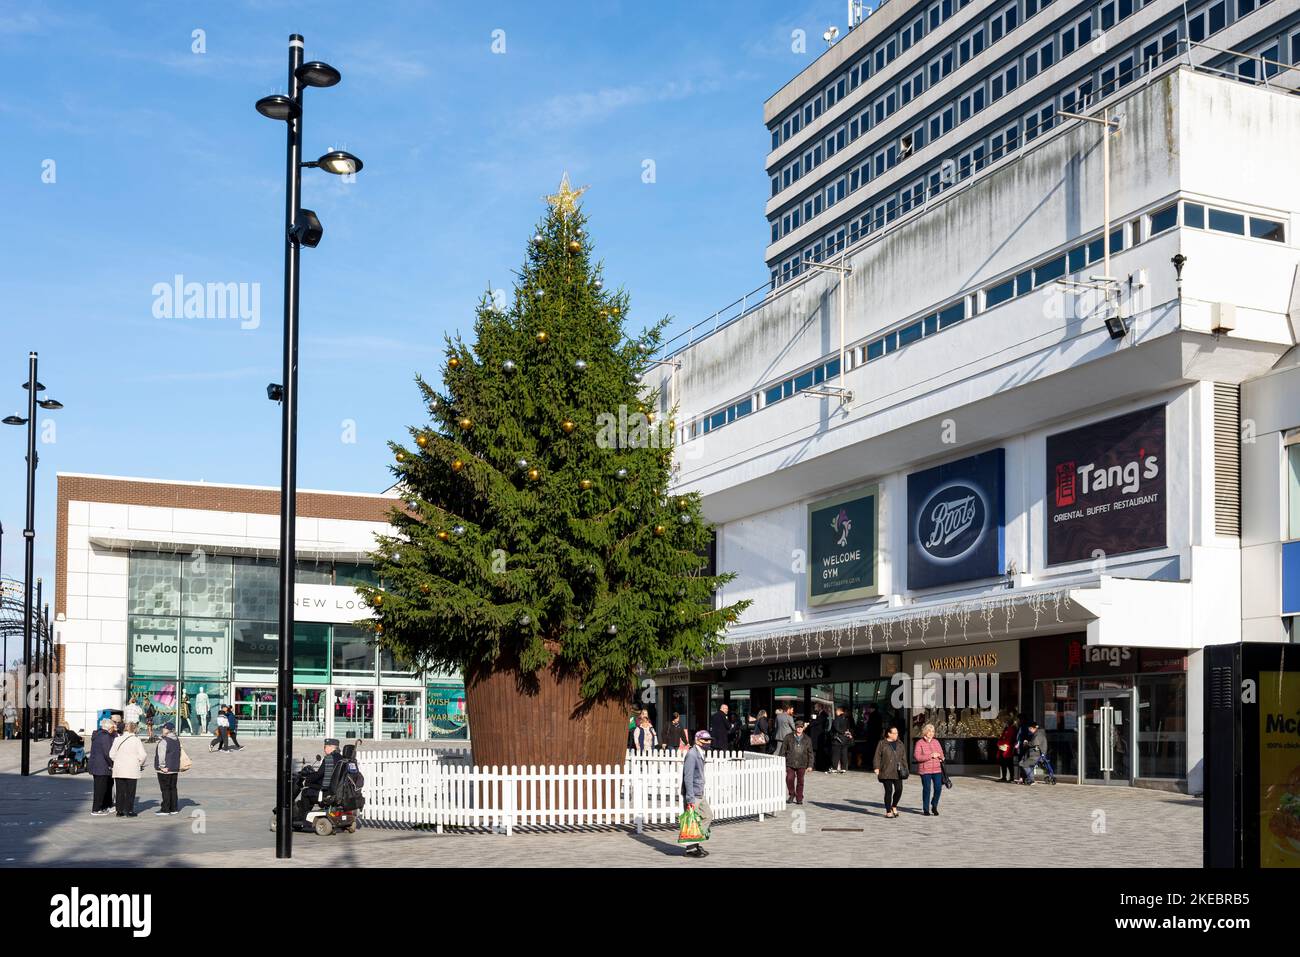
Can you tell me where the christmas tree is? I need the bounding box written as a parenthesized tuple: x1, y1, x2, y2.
(361, 176, 747, 767)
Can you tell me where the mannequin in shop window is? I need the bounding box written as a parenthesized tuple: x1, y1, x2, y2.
(194, 688, 210, 734)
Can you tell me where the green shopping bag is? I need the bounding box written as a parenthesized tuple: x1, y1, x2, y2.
(677, 805, 709, 844)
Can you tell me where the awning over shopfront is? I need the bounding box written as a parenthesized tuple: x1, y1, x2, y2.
(672, 576, 1196, 672)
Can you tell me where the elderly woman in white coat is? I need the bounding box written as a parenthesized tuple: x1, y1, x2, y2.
(108, 726, 148, 817)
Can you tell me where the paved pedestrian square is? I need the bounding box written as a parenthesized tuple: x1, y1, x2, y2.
(0, 738, 1202, 867)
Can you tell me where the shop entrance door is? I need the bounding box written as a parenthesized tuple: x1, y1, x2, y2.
(330, 689, 375, 741)
(1081, 691, 1133, 784)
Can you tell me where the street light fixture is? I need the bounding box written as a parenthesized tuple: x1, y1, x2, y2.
(4, 352, 63, 776)
(255, 34, 362, 858)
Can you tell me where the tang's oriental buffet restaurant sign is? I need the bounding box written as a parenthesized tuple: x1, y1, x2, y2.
(1046, 405, 1166, 565)
(808, 484, 879, 607)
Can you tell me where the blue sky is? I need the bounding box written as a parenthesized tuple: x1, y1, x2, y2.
(0, 0, 863, 592)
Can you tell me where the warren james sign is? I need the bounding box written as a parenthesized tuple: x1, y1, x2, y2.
(907, 448, 1005, 589)
(1046, 405, 1167, 565)
(808, 484, 880, 606)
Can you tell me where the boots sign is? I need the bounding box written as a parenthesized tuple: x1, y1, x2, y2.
(1046, 405, 1166, 565)
(907, 448, 1005, 589)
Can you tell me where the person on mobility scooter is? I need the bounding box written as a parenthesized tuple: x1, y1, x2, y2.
(273, 738, 365, 835)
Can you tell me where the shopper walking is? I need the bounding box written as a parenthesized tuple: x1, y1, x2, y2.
(108, 724, 147, 817)
(664, 712, 689, 752)
(914, 723, 945, 815)
(88, 717, 117, 816)
(123, 697, 142, 734)
(752, 709, 770, 753)
(3, 701, 16, 739)
(154, 722, 181, 815)
(211, 707, 230, 752)
(143, 700, 157, 742)
(829, 706, 852, 773)
(873, 726, 907, 818)
(631, 714, 659, 753)
(226, 706, 243, 751)
(996, 717, 1018, 782)
(1019, 719, 1048, 785)
(774, 704, 795, 751)
(778, 719, 815, 805)
(680, 729, 713, 858)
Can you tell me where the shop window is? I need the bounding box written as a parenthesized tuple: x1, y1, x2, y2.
(129, 615, 180, 680)
(1136, 673, 1187, 778)
(182, 617, 230, 683)
(233, 556, 279, 620)
(233, 620, 278, 676)
(129, 551, 181, 617)
(294, 621, 330, 683)
(332, 624, 377, 680)
(1036, 679, 1079, 777)
(294, 558, 332, 585)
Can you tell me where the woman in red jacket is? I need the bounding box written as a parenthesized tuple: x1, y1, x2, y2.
(996, 718, 1018, 783)
(914, 724, 945, 816)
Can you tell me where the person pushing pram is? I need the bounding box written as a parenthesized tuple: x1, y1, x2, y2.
(1018, 719, 1052, 786)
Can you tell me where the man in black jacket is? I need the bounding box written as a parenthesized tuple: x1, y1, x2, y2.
(296, 738, 342, 821)
(88, 718, 116, 816)
(778, 721, 815, 805)
(709, 704, 731, 754)
(829, 706, 852, 773)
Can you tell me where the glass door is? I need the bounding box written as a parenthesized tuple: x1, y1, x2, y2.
(331, 689, 375, 740)
(381, 691, 421, 739)
(1081, 691, 1134, 784)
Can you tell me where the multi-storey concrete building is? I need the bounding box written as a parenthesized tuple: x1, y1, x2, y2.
(647, 31, 1300, 791)
(764, 0, 1300, 287)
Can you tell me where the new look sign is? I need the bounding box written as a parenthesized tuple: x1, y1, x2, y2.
(907, 449, 1005, 589)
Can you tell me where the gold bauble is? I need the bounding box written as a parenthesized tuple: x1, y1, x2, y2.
(448, 356, 460, 369)
(458, 417, 473, 430)
(419, 583, 431, 595)
(374, 624, 383, 635)
(611, 306, 620, 316)
(416, 434, 429, 448)
(527, 468, 541, 482)
(395, 451, 406, 462)
(536, 330, 549, 343)
(645, 412, 656, 424)
(561, 419, 576, 433)
(654, 524, 666, 536)
(451, 459, 465, 472)
(579, 478, 593, 490)
(373, 594, 383, 605)
(436, 530, 450, 542)
(568, 239, 581, 253)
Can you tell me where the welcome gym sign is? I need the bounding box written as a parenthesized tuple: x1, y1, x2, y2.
(1046, 405, 1166, 565)
(808, 484, 880, 606)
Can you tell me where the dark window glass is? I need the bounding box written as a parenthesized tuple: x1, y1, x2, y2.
(1007, 64, 1019, 90)
(1087, 237, 1104, 263)
(294, 622, 330, 683)
(1239, 0, 1255, 13)
(1119, 0, 1133, 19)
(233, 620, 278, 673)
(1209, 2, 1226, 33)
(1183, 202, 1205, 228)
(923, 314, 939, 335)
(1067, 246, 1087, 272)
(1249, 217, 1284, 242)
(1189, 14, 1206, 42)
(1007, 7, 1019, 29)
(1063, 30, 1076, 56)
(1109, 227, 1124, 253)
(1101, 3, 1116, 29)
(883, 333, 899, 353)
(794, 370, 815, 392)
(1208, 209, 1245, 234)
(1041, 42, 1055, 68)
(867, 340, 885, 361)
(898, 322, 924, 346)
(765, 385, 783, 405)
(735, 397, 754, 418)
(1015, 271, 1033, 295)
(939, 303, 965, 328)
(332, 624, 375, 678)
(1035, 256, 1066, 285)
(986, 278, 1015, 307)
(1150, 205, 1178, 234)
(1079, 18, 1092, 44)
(824, 358, 841, 379)
(708, 410, 727, 431)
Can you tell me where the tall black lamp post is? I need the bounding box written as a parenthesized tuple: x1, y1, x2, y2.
(4, 351, 64, 776)
(256, 34, 363, 858)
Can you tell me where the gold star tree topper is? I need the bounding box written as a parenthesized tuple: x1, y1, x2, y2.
(544, 173, 589, 218)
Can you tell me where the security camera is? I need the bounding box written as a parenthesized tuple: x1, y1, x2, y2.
(267, 383, 284, 402)
(289, 208, 324, 248)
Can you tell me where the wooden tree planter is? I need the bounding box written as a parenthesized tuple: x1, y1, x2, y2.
(464, 658, 628, 769)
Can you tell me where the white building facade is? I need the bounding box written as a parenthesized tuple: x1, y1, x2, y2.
(649, 62, 1300, 792)
(55, 474, 467, 742)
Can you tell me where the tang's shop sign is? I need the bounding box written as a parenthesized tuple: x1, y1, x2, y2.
(1046, 405, 1166, 565)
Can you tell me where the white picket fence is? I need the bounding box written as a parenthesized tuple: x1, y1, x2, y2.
(359, 747, 786, 835)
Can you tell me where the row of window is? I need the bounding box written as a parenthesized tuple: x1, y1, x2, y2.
(697, 198, 1287, 440)
(771, 0, 1049, 152)
(769, 8, 1186, 248)
(769, 1, 1294, 285)
(770, 0, 1091, 202)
